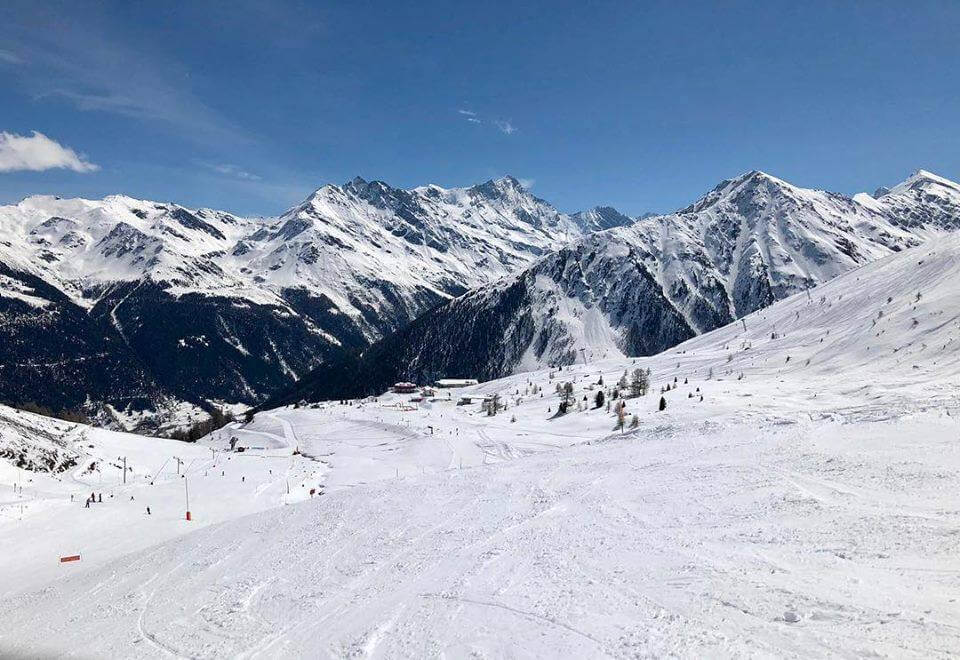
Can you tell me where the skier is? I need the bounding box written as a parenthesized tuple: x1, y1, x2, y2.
(98, 493, 102, 503)
(85, 499, 90, 509)
(146, 506, 151, 515)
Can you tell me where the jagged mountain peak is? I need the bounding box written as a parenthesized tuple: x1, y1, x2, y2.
(467, 174, 531, 200)
(570, 205, 635, 232)
(681, 169, 800, 215)
(719, 169, 799, 196)
(887, 168, 960, 196)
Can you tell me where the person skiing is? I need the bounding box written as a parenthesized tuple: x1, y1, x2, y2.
(85, 499, 90, 509)
(146, 506, 151, 515)
(98, 493, 102, 503)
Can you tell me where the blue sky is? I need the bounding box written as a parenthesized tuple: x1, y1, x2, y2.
(1, 0, 958, 217)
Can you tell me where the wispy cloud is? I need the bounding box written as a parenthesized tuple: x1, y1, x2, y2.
(0, 49, 22, 65)
(458, 108, 482, 124)
(202, 162, 262, 181)
(0, 9, 248, 146)
(518, 177, 535, 190)
(456, 108, 518, 134)
(0, 131, 99, 173)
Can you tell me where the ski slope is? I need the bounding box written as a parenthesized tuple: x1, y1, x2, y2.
(2, 236, 960, 657)
(0, 407, 326, 599)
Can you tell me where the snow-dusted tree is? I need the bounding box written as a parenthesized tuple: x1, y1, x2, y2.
(487, 393, 500, 416)
(557, 382, 575, 414)
(613, 400, 626, 431)
(629, 368, 650, 397)
(629, 414, 639, 429)
(617, 370, 629, 390)
(594, 389, 605, 409)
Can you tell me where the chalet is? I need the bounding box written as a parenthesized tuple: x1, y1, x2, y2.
(436, 378, 479, 388)
(457, 394, 493, 405)
(392, 382, 418, 394)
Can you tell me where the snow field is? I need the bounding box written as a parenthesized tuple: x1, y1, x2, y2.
(2, 411, 958, 658)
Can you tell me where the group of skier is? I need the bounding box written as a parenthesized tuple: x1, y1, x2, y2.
(77, 490, 150, 515)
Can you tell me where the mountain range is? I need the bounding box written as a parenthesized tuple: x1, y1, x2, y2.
(3, 168, 958, 428)
(268, 169, 960, 404)
(0, 175, 633, 431)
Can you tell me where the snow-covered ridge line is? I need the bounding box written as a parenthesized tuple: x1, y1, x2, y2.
(284, 168, 959, 395)
(0, 175, 633, 314)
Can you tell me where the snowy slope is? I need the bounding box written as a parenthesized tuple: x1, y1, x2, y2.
(0, 403, 325, 599)
(0, 176, 631, 429)
(0, 405, 81, 474)
(286, 169, 959, 396)
(2, 235, 959, 657)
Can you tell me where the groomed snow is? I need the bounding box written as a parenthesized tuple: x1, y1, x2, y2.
(1, 236, 960, 657)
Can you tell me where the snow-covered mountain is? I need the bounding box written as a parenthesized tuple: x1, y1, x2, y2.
(0, 176, 631, 430)
(271, 169, 960, 401)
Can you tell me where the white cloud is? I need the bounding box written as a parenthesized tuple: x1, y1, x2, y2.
(0, 49, 21, 65)
(457, 109, 476, 116)
(206, 162, 261, 181)
(518, 178, 535, 190)
(0, 131, 99, 173)
(495, 119, 517, 135)
(466, 117, 481, 124)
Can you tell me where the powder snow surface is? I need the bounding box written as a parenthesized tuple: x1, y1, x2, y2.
(1, 236, 960, 657)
